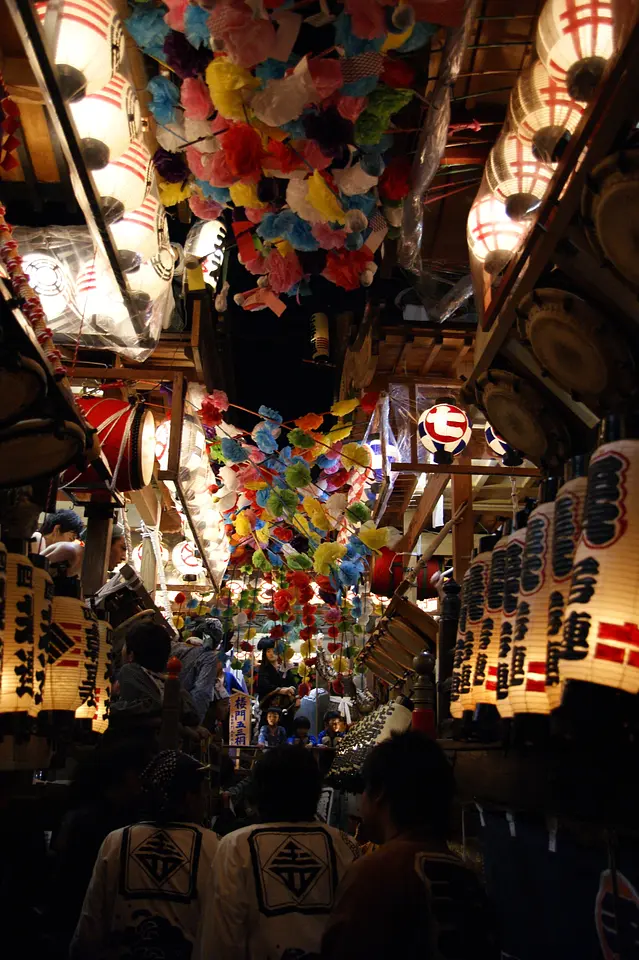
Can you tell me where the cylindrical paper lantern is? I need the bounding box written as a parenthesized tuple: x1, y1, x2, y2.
(76, 609, 102, 720)
(509, 497, 557, 715)
(70, 74, 141, 169)
(42, 595, 98, 713)
(559, 439, 639, 693)
(467, 192, 529, 273)
(92, 619, 114, 734)
(545, 472, 588, 708)
(91, 139, 153, 221)
(509, 61, 585, 163)
(75, 260, 129, 329)
(35, 0, 125, 100)
(472, 536, 509, 705)
(458, 552, 492, 712)
(110, 196, 166, 269)
(21, 252, 74, 324)
(486, 132, 555, 220)
(0, 552, 35, 715)
(31, 557, 54, 714)
(496, 528, 528, 718)
(127, 246, 174, 303)
(450, 570, 470, 718)
(0, 536, 6, 667)
(536, 0, 615, 101)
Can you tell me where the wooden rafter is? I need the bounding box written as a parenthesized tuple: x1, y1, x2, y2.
(396, 473, 450, 555)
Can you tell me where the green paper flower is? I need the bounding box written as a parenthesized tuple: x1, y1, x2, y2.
(286, 552, 313, 571)
(252, 549, 271, 572)
(346, 501, 371, 524)
(288, 428, 316, 448)
(285, 462, 312, 489)
(267, 488, 298, 517)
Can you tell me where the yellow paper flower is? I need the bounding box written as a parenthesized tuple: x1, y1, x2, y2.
(300, 640, 316, 658)
(206, 59, 260, 120)
(273, 238, 293, 257)
(313, 541, 346, 574)
(294, 514, 320, 545)
(382, 20, 414, 51)
(341, 442, 372, 470)
(255, 523, 271, 544)
(331, 398, 360, 417)
(306, 170, 346, 224)
(324, 423, 352, 443)
(333, 655, 349, 674)
(303, 496, 330, 532)
(229, 181, 266, 209)
(282, 646, 294, 661)
(244, 480, 268, 490)
(357, 523, 390, 553)
(235, 512, 252, 538)
(174, 615, 185, 629)
(158, 178, 191, 207)
(246, 627, 257, 640)
(298, 662, 309, 679)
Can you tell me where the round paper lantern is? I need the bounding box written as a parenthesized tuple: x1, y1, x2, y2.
(31, 556, 54, 714)
(184, 219, 226, 288)
(486, 132, 555, 220)
(0, 552, 35, 716)
(42, 594, 99, 713)
(131, 542, 169, 572)
(91, 138, 153, 222)
(70, 74, 141, 169)
(156, 414, 206, 473)
(536, 0, 616, 101)
(110, 196, 166, 270)
(484, 422, 523, 467)
(368, 436, 400, 481)
(467, 192, 529, 273)
(559, 438, 639, 694)
(418, 403, 471, 464)
(35, 0, 125, 100)
(458, 551, 492, 712)
(509, 491, 558, 715)
(92, 619, 114, 734)
(75, 261, 129, 330)
(545, 470, 588, 708)
(472, 536, 509, 705)
(495, 527, 528, 718)
(126, 246, 174, 303)
(172, 540, 204, 578)
(21, 252, 73, 324)
(509, 61, 585, 163)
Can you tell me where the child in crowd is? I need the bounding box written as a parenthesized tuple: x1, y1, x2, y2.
(258, 707, 288, 748)
(288, 715, 317, 747)
(318, 710, 345, 747)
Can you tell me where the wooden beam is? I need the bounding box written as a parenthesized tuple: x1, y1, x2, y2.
(396, 473, 450, 555)
(189, 298, 205, 382)
(408, 383, 418, 465)
(391, 462, 541, 477)
(419, 337, 443, 376)
(82, 504, 113, 597)
(452, 473, 473, 583)
(166, 373, 185, 478)
(68, 367, 200, 382)
(393, 334, 414, 375)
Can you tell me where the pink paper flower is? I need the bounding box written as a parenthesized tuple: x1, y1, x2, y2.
(208, 150, 236, 187)
(312, 221, 347, 250)
(208, 0, 276, 68)
(344, 0, 385, 38)
(303, 139, 332, 172)
(189, 194, 223, 220)
(181, 77, 213, 121)
(245, 206, 269, 223)
(337, 95, 368, 122)
(265, 248, 303, 295)
(185, 144, 214, 180)
(164, 0, 188, 31)
(308, 57, 343, 101)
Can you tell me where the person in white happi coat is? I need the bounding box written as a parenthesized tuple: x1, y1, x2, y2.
(70, 750, 218, 960)
(196, 746, 360, 960)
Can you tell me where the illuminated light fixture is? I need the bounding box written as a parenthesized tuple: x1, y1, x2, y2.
(31, 556, 54, 714)
(76, 609, 102, 720)
(418, 402, 472, 465)
(458, 549, 492, 713)
(35, 0, 124, 101)
(76, 261, 129, 330)
(21, 252, 74, 324)
(509, 60, 585, 163)
(485, 422, 524, 467)
(536, 0, 615, 102)
(311, 312, 330, 362)
(92, 620, 114, 734)
(559, 437, 639, 694)
(450, 566, 470, 718)
(0, 551, 35, 716)
(70, 74, 141, 170)
(495, 527, 528, 718)
(42, 592, 99, 713)
(156, 414, 207, 473)
(368, 434, 401, 481)
(486, 131, 555, 220)
(110, 196, 166, 271)
(126, 245, 174, 303)
(184, 219, 226, 289)
(472, 536, 509, 705)
(172, 539, 205, 578)
(91, 138, 153, 222)
(131, 542, 169, 572)
(467, 192, 529, 274)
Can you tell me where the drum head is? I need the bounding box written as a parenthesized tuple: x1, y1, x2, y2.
(134, 406, 156, 488)
(386, 618, 427, 657)
(0, 356, 47, 426)
(583, 151, 639, 287)
(0, 419, 85, 487)
(481, 377, 548, 462)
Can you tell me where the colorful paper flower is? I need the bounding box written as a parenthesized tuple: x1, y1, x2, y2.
(313, 542, 347, 574)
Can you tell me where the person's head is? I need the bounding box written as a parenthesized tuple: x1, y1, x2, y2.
(253, 746, 322, 822)
(337, 717, 348, 733)
(323, 710, 341, 733)
(109, 523, 127, 569)
(141, 750, 209, 823)
(124, 619, 171, 673)
(70, 739, 153, 810)
(293, 716, 311, 738)
(41, 509, 84, 546)
(190, 617, 223, 651)
(360, 731, 454, 844)
(266, 707, 281, 728)
(258, 637, 278, 666)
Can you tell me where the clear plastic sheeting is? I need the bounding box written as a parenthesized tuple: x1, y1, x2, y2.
(14, 224, 173, 361)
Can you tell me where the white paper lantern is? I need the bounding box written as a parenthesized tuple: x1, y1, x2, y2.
(368, 436, 400, 481)
(32, 558, 54, 714)
(21, 252, 73, 323)
(472, 536, 509, 705)
(509, 500, 556, 715)
(70, 74, 141, 169)
(76, 609, 102, 720)
(496, 528, 528, 718)
(76, 261, 129, 330)
(458, 552, 492, 712)
(559, 440, 639, 693)
(127, 246, 174, 303)
(418, 403, 472, 463)
(131, 542, 169, 572)
(42, 596, 99, 713)
(172, 540, 204, 578)
(92, 620, 114, 733)
(509, 61, 585, 163)
(545, 474, 588, 708)
(450, 569, 471, 719)
(35, 0, 124, 100)
(537, 0, 615, 101)
(467, 192, 529, 273)
(110, 196, 165, 268)
(0, 552, 35, 715)
(486, 132, 555, 220)
(184, 219, 227, 289)
(91, 139, 153, 220)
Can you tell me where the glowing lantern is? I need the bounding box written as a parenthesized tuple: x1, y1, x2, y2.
(311, 312, 330, 362)
(156, 414, 207, 473)
(91, 139, 153, 222)
(110, 196, 166, 270)
(35, 0, 124, 100)
(467, 192, 529, 273)
(75, 261, 129, 330)
(418, 403, 471, 464)
(486, 132, 555, 220)
(450, 568, 470, 718)
(0, 551, 35, 715)
(31, 557, 54, 714)
(41, 593, 99, 713)
(127, 246, 174, 303)
(368, 435, 400, 480)
(76, 608, 102, 720)
(458, 551, 492, 712)
(559, 438, 639, 694)
(485, 422, 524, 467)
(509, 61, 585, 163)
(472, 537, 509, 705)
(536, 0, 616, 101)
(93, 620, 114, 734)
(70, 74, 141, 169)
(545, 470, 588, 708)
(131, 542, 169, 572)
(21, 252, 73, 324)
(172, 540, 204, 578)
(495, 528, 528, 718)
(184, 219, 226, 288)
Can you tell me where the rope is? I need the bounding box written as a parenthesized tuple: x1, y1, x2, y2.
(121, 506, 133, 564)
(141, 519, 175, 631)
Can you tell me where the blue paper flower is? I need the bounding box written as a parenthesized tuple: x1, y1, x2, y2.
(281, 118, 307, 139)
(256, 58, 293, 84)
(146, 75, 180, 126)
(361, 134, 394, 155)
(220, 437, 247, 463)
(398, 21, 437, 53)
(196, 180, 231, 203)
(253, 423, 278, 454)
(338, 560, 362, 587)
(286, 214, 319, 251)
(258, 405, 283, 425)
(342, 192, 377, 218)
(334, 12, 384, 56)
(184, 4, 211, 49)
(126, 6, 170, 60)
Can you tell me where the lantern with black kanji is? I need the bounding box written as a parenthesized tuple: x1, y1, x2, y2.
(75, 609, 102, 721)
(418, 402, 472, 465)
(41, 580, 98, 714)
(459, 548, 492, 712)
(509, 480, 559, 715)
(449, 568, 470, 719)
(0, 550, 35, 715)
(472, 535, 509, 705)
(545, 458, 588, 709)
(92, 619, 114, 734)
(496, 527, 528, 718)
(31, 556, 53, 714)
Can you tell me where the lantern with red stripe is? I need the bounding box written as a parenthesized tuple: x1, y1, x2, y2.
(110, 196, 166, 270)
(559, 438, 639, 693)
(509, 61, 585, 163)
(472, 536, 509, 705)
(127, 245, 174, 303)
(35, 0, 124, 101)
(42, 591, 99, 713)
(70, 73, 141, 169)
(92, 620, 114, 733)
(0, 551, 35, 715)
(91, 138, 153, 222)
(418, 402, 471, 465)
(75, 260, 129, 330)
(536, 0, 616, 102)
(495, 527, 528, 718)
(467, 191, 529, 274)
(486, 131, 555, 221)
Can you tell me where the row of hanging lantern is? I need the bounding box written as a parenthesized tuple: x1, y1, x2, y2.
(450, 418, 639, 719)
(467, 0, 624, 272)
(0, 539, 113, 731)
(417, 401, 522, 466)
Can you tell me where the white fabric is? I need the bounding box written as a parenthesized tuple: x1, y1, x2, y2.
(70, 821, 219, 960)
(195, 820, 360, 960)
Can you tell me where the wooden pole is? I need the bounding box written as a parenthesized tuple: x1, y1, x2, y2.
(81, 503, 113, 597)
(452, 473, 473, 582)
